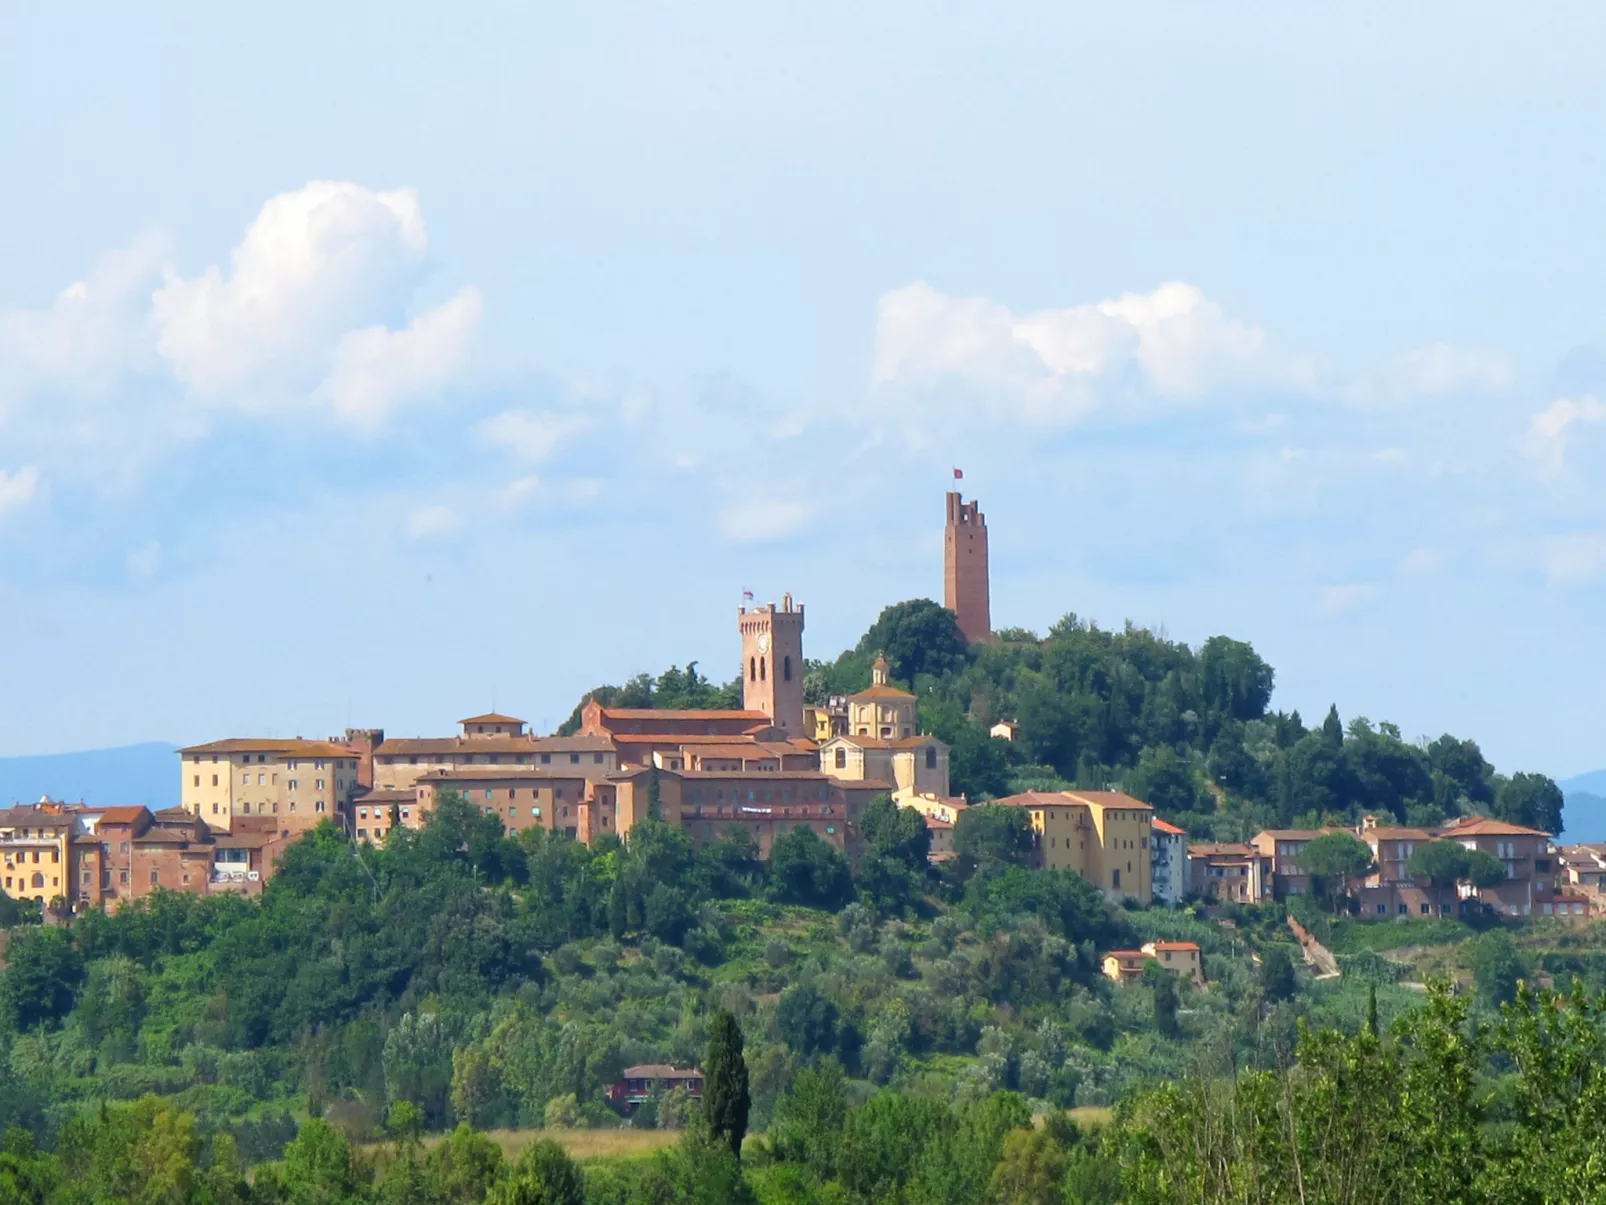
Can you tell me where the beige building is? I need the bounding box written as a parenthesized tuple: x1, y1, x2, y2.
(994, 790, 1154, 901)
(1101, 941, 1204, 986)
(819, 657, 951, 804)
(370, 716, 618, 791)
(178, 738, 361, 832)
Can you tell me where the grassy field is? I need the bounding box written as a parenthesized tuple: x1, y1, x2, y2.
(1067, 1106, 1114, 1128)
(397, 1127, 681, 1164)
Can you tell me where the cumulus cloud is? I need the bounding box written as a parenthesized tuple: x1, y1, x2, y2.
(1398, 546, 1448, 577)
(318, 287, 482, 429)
(0, 467, 40, 517)
(1386, 343, 1514, 398)
(871, 280, 1295, 424)
(719, 497, 811, 544)
(1541, 532, 1606, 587)
(152, 182, 430, 395)
(476, 407, 592, 465)
(1520, 396, 1605, 482)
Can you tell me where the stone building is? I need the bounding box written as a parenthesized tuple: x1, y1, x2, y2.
(944, 490, 991, 644)
(992, 789, 1155, 902)
(177, 738, 361, 832)
(818, 657, 951, 805)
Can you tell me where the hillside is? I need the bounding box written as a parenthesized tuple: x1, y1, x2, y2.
(0, 741, 177, 809)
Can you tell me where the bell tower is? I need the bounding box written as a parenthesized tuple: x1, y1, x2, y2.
(944, 491, 992, 643)
(739, 593, 805, 736)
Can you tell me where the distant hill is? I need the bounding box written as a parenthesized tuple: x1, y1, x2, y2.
(1559, 772, 1606, 844)
(0, 742, 178, 810)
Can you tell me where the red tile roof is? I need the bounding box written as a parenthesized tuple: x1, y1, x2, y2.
(1148, 941, 1200, 952)
(1151, 817, 1187, 836)
(459, 713, 525, 725)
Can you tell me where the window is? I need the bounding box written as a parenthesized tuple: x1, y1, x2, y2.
(784, 655, 792, 681)
(119, 869, 130, 886)
(357, 828, 367, 838)
(317, 779, 326, 790)
(571, 753, 580, 764)
(485, 790, 494, 800)
(212, 803, 219, 815)
(120, 842, 130, 854)
(1420, 902, 1431, 914)
(749, 657, 756, 681)
(594, 752, 604, 764)
(760, 656, 767, 681)
(149, 869, 160, 887)
(193, 774, 200, 787)
(1112, 869, 1121, 889)
(925, 747, 936, 770)
(541, 753, 552, 764)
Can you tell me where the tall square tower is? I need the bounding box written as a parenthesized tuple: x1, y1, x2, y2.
(739, 593, 806, 736)
(944, 491, 992, 644)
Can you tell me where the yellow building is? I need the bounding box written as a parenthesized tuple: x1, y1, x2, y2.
(995, 789, 1154, 901)
(0, 804, 73, 906)
(1101, 941, 1204, 986)
(819, 656, 951, 804)
(178, 738, 361, 832)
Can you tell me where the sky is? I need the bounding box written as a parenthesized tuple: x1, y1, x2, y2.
(1, 2, 1605, 778)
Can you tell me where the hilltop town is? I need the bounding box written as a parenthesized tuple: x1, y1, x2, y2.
(3, 489, 1591, 941)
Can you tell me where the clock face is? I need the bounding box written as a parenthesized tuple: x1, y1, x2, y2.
(757, 633, 771, 655)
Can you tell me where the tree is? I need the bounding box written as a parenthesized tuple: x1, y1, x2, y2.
(1296, 832, 1375, 911)
(776, 984, 841, 1059)
(704, 1010, 751, 1160)
(1147, 964, 1180, 1039)
(1495, 772, 1564, 835)
(768, 827, 855, 909)
(987, 1126, 1068, 1205)
(1123, 746, 1201, 817)
(1407, 840, 1507, 895)
(854, 599, 971, 685)
(1259, 944, 1297, 1002)
(1463, 848, 1508, 890)
(1468, 930, 1522, 1006)
(860, 795, 931, 870)
(1197, 636, 1276, 731)
(953, 806, 1033, 874)
(1, 925, 84, 1029)
(486, 1139, 583, 1205)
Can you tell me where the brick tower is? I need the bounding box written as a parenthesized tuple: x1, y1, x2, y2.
(739, 592, 806, 736)
(944, 492, 992, 644)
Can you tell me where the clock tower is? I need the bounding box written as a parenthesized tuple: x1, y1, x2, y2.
(739, 593, 805, 737)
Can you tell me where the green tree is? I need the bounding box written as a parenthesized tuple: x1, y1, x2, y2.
(704, 1010, 751, 1160)
(486, 1139, 582, 1205)
(860, 795, 932, 870)
(953, 806, 1034, 875)
(855, 599, 972, 685)
(1494, 772, 1565, 834)
(1146, 964, 1180, 1039)
(1, 925, 84, 1029)
(280, 1119, 365, 1205)
(1468, 930, 1522, 1007)
(1258, 944, 1297, 1002)
(1123, 746, 1201, 817)
(1296, 831, 1375, 910)
(768, 828, 855, 909)
(986, 1125, 1067, 1205)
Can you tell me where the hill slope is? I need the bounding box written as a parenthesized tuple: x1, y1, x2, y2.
(0, 741, 177, 809)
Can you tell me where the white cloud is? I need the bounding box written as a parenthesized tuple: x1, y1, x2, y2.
(476, 407, 591, 465)
(0, 467, 40, 517)
(1398, 546, 1447, 577)
(406, 504, 461, 539)
(1390, 343, 1514, 397)
(1520, 396, 1606, 482)
(1541, 532, 1606, 586)
(1317, 583, 1383, 617)
(318, 287, 482, 429)
(719, 497, 811, 544)
(871, 279, 1294, 425)
(151, 181, 429, 397)
(0, 232, 169, 408)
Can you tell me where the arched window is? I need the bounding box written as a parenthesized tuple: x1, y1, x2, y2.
(835, 747, 847, 770)
(749, 657, 756, 681)
(783, 655, 792, 681)
(31, 872, 44, 889)
(760, 657, 766, 681)
(926, 746, 937, 769)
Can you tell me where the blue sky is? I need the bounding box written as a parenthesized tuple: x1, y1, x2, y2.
(1, 2, 1605, 779)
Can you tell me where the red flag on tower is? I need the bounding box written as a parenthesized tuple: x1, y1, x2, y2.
(953, 467, 963, 480)
(742, 587, 754, 601)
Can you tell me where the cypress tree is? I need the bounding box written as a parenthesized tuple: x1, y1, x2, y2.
(704, 1009, 750, 1160)
(1366, 983, 1379, 1038)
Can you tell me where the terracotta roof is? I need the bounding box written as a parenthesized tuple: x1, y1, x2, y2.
(1254, 828, 1329, 840)
(686, 744, 794, 760)
(1148, 941, 1200, 952)
(993, 790, 1149, 811)
(836, 779, 898, 792)
(1061, 790, 1154, 811)
(614, 733, 769, 746)
(213, 832, 273, 849)
(620, 1065, 702, 1080)
(354, 788, 418, 803)
(459, 713, 525, 725)
(601, 708, 770, 722)
(924, 816, 953, 830)
(1151, 818, 1188, 836)
(416, 767, 591, 783)
(678, 770, 834, 781)
(1189, 842, 1259, 857)
(1104, 950, 1147, 960)
(376, 734, 614, 756)
(134, 826, 198, 845)
(848, 684, 916, 701)
(179, 738, 353, 756)
(0, 808, 72, 827)
(828, 735, 939, 750)
(90, 806, 150, 824)
(1366, 827, 1433, 842)
(1441, 816, 1552, 837)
